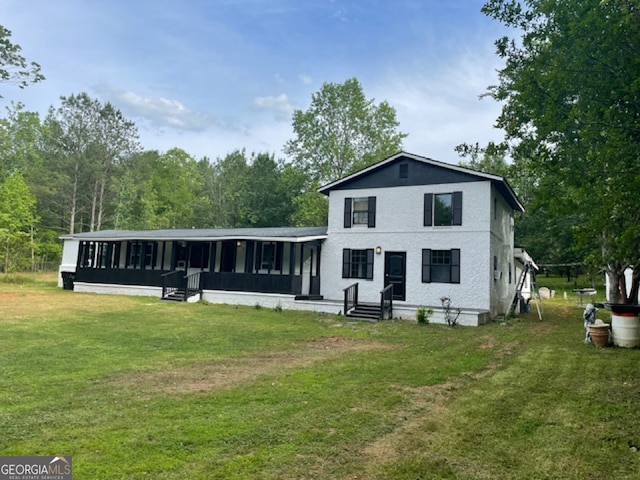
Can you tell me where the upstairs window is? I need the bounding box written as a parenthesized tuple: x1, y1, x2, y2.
(434, 193, 452, 225)
(352, 197, 370, 225)
(424, 191, 462, 226)
(344, 196, 376, 228)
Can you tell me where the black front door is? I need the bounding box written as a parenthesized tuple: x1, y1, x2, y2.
(384, 252, 406, 301)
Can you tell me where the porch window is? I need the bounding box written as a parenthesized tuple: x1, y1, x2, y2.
(424, 191, 462, 226)
(261, 243, 275, 270)
(342, 248, 374, 280)
(422, 248, 460, 283)
(143, 242, 155, 268)
(128, 242, 142, 268)
(80, 242, 95, 268)
(344, 196, 376, 228)
(256, 242, 283, 272)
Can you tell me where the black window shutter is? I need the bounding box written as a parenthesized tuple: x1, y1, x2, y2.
(367, 196, 376, 228)
(452, 191, 463, 225)
(422, 249, 432, 283)
(451, 249, 461, 283)
(342, 249, 351, 278)
(366, 249, 374, 279)
(344, 198, 352, 228)
(424, 193, 433, 226)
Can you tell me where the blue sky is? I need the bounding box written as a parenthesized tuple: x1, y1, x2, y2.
(1, 0, 509, 164)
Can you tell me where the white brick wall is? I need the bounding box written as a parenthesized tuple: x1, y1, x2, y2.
(321, 181, 507, 314)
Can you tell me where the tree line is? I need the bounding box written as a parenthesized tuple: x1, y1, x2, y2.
(0, 30, 406, 272)
(2, 2, 639, 306)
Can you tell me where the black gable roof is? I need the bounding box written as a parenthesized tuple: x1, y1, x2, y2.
(318, 151, 524, 212)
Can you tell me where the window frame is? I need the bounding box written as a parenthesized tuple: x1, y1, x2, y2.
(424, 191, 462, 226)
(342, 248, 374, 280)
(352, 197, 370, 225)
(421, 248, 461, 284)
(344, 196, 376, 228)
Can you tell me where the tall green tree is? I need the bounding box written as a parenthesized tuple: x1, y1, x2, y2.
(456, 142, 581, 267)
(0, 172, 38, 271)
(113, 148, 204, 229)
(41, 93, 139, 233)
(0, 25, 44, 97)
(284, 77, 407, 185)
(112, 151, 163, 230)
(482, 0, 640, 302)
(204, 150, 250, 228)
(242, 153, 293, 227)
(0, 102, 42, 182)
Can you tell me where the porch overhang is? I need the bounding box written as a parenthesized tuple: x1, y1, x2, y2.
(60, 226, 328, 243)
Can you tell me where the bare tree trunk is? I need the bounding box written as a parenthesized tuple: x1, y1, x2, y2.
(30, 223, 35, 272)
(4, 236, 9, 273)
(69, 160, 80, 234)
(96, 177, 106, 231)
(89, 179, 99, 232)
(606, 263, 626, 304)
(629, 266, 640, 304)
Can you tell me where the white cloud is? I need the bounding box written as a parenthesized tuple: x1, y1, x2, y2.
(93, 84, 215, 132)
(373, 49, 506, 164)
(254, 93, 295, 120)
(299, 74, 313, 85)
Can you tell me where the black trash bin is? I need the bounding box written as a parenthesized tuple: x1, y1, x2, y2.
(61, 272, 75, 290)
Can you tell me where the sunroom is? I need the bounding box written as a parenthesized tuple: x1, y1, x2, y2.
(59, 227, 327, 301)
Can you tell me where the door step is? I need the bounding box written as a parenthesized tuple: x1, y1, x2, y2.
(346, 302, 381, 321)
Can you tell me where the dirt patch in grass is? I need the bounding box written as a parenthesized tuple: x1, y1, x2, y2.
(110, 336, 393, 398)
(363, 381, 457, 462)
(362, 339, 519, 466)
(0, 292, 21, 297)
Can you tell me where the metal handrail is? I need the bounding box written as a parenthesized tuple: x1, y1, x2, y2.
(161, 270, 184, 298)
(162, 270, 202, 300)
(380, 284, 393, 320)
(343, 283, 359, 315)
(184, 271, 202, 299)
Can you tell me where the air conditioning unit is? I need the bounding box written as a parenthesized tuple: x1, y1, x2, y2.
(494, 270, 502, 281)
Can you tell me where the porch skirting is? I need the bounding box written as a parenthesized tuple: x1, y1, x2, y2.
(73, 282, 162, 298)
(70, 282, 490, 326)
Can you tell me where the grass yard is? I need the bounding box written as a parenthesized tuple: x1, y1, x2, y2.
(1, 274, 639, 479)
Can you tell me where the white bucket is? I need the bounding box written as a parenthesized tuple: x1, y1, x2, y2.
(611, 313, 640, 348)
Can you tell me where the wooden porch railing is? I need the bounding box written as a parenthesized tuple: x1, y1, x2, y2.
(184, 271, 202, 299)
(161, 270, 184, 298)
(343, 282, 358, 316)
(162, 270, 203, 301)
(380, 284, 394, 320)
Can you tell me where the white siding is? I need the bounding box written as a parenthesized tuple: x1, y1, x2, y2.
(489, 185, 516, 316)
(58, 239, 79, 287)
(321, 181, 498, 312)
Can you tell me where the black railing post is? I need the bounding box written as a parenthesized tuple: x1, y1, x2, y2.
(380, 284, 393, 320)
(343, 282, 359, 315)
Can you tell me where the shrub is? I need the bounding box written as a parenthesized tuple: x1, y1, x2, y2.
(416, 307, 433, 324)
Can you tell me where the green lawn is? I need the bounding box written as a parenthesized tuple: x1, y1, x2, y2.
(1, 274, 639, 479)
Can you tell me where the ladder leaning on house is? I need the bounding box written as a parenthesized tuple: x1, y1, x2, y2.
(508, 261, 543, 320)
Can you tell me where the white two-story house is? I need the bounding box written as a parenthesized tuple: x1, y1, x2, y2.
(58, 152, 523, 326)
(317, 152, 523, 323)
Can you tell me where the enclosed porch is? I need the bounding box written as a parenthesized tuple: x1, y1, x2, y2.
(62, 227, 327, 301)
